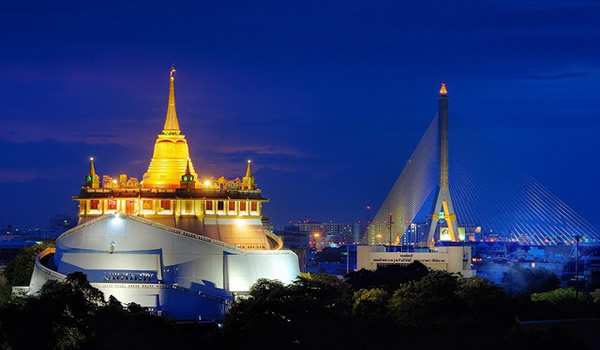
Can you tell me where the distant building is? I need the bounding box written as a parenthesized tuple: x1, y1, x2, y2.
(357, 245, 475, 277)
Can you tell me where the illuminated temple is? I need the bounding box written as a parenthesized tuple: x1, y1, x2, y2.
(27, 67, 300, 320)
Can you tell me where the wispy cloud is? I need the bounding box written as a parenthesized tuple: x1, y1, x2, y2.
(0, 168, 46, 183)
(0, 119, 155, 148)
(514, 71, 589, 81)
(216, 145, 308, 157)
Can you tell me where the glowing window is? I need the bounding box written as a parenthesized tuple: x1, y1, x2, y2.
(90, 200, 99, 210)
(206, 201, 213, 211)
(143, 200, 152, 209)
(251, 202, 257, 212)
(108, 200, 117, 210)
(160, 200, 170, 210)
(240, 202, 247, 211)
(229, 201, 235, 211)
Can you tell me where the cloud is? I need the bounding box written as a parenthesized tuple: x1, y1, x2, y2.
(514, 71, 589, 81)
(0, 119, 155, 148)
(216, 145, 308, 157)
(0, 169, 46, 183)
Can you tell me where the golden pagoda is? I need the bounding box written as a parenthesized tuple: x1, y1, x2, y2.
(73, 67, 282, 250)
(142, 66, 198, 188)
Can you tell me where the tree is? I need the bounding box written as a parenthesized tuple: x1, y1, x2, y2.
(224, 274, 354, 348)
(352, 288, 389, 321)
(502, 264, 560, 295)
(3, 241, 55, 286)
(531, 288, 581, 304)
(389, 270, 460, 327)
(0, 272, 183, 349)
(315, 247, 343, 263)
(345, 261, 429, 291)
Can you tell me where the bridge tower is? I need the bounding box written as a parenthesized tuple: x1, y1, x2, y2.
(426, 83, 460, 245)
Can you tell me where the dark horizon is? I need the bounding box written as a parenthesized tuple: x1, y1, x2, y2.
(2, 1, 600, 229)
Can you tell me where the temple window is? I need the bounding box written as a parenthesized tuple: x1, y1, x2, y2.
(240, 201, 247, 211)
(160, 200, 171, 210)
(228, 201, 235, 211)
(251, 201, 257, 212)
(206, 201, 213, 211)
(143, 200, 153, 210)
(108, 200, 117, 210)
(90, 200, 99, 210)
(217, 201, 224, 211)
(185, 201, 192, 213)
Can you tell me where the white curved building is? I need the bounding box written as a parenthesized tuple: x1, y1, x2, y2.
(27, 68, 300, 320)
(30, 215, 299, 320)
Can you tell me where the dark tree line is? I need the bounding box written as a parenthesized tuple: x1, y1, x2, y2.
(223, 263, 599, 349)
(0, 251, 598, 349)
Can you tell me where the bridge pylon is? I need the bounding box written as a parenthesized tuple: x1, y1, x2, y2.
(426, 83, 460, 246)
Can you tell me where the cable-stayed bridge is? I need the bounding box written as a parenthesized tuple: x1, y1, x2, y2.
(368, 85, 599, 246)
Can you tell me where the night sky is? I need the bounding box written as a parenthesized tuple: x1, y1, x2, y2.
(1, 1, 600, 229)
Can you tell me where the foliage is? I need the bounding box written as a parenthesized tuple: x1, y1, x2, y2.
(389, 270, 460, 327)
(0, 285, 11, 305)
(224, 274, 353, 348)
(314, 247, 343, 263)
(352, 288, 389, 321)
(501, 264, 560, 295)
(2, 241, 55, 286)
(531, 288, 582, 304)
(345, 261, 429, 291)
(0, 272, 186, 349)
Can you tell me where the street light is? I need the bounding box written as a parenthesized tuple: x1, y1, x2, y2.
(574, 234, 582, 299)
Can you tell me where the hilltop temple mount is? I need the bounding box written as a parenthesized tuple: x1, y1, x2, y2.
(26, 67, 300, 320)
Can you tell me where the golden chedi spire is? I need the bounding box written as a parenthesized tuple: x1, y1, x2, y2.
(142, 66, 198, 188)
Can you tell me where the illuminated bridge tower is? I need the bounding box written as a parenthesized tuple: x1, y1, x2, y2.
(426, 83, 459, 245)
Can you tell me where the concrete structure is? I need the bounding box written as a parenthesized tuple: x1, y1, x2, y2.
(27, 67, 300, 320)
(426, 83, 459, 245)
(30, 215, 299, 320)
(357, 245, 475, 278)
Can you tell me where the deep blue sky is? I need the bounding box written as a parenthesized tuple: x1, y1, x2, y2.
(1, 1, 599, 229)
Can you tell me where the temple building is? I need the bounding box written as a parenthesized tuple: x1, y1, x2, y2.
(73, 66, 279, 251)
(26, 67, 300, 320)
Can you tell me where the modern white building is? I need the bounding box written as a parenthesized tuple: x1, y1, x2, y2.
(30, 215, 299, 320)
(357, 245, 476, 278)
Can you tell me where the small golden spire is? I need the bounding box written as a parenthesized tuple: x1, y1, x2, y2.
(439, 82, 447, 96)
(85, 157, 99, 188)
(89, 157, 96, 178)
(245, 160, 252, 178)
(185, 158, 191, 175)
(163, 65, 180, 133)
(241, 160, 256, 190)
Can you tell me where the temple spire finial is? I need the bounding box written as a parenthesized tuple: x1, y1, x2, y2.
(89, 157, 96, 177)
(185, 158, 191, 175)
(163, 65, 181, 133)
(85, 157, 100, 188)
(245, 160, 252, 178)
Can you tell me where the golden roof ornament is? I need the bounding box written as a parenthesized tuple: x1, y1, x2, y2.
(163, 65, 180, 133)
